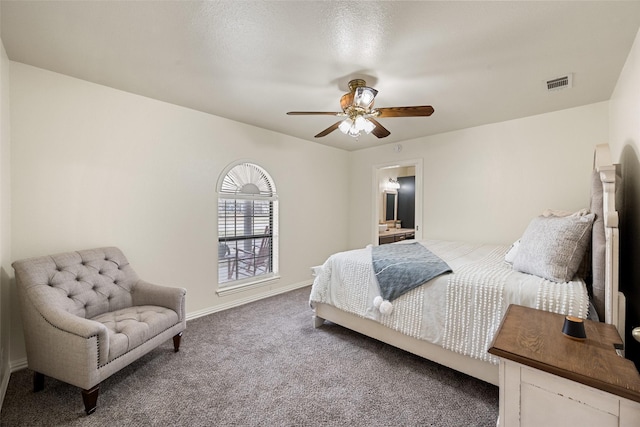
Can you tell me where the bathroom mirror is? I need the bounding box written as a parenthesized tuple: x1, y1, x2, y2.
(383, 191, 397, 221)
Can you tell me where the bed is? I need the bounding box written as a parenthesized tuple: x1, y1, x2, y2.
(309, 144, 624, 386)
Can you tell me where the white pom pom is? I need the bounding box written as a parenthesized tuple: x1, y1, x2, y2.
(379, 300, 394, 315)
(373, 296, 383, 308)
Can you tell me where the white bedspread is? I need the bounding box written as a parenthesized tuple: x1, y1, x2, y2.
(309, 240, 590, 364)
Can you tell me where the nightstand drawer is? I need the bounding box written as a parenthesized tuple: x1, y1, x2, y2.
(501, 361, 634, 427)
(521, 366, 619, 415)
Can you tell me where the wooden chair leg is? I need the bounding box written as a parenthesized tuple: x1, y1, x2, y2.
(173, 332, 183, 352)
(33, 371, 44, 392)
(82, 384, 100, 415)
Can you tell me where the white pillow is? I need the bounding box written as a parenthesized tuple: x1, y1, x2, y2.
(505, 209, 585, 265)
(541, 208, 589, 218)
(504, 240, 520, 264)
(513, 211, 595, 282)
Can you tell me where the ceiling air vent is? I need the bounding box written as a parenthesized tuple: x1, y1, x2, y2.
(546, 74, 573, 92)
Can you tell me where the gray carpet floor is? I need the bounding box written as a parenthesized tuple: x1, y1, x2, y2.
(0, 286, 498, 426)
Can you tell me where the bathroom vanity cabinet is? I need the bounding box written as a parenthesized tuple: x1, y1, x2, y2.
(378, 228, 415, 245)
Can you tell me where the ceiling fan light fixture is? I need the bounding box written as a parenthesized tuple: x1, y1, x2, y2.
(338, 118, 353, 134)
(354, 115, 367, 130)
(339, 115, 376, 138)
(355, 115, 376, 134)
(353, 86, 378, 109)
(348, 126, 360, 137)
(364, 119, 376, 134)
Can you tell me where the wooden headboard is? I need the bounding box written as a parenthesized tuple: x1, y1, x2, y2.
(593, 143, 625, 339)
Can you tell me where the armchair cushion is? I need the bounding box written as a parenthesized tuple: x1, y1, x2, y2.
(91, 305, 179, 361)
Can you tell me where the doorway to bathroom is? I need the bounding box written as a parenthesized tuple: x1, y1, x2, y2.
(372, 159, 422, 245)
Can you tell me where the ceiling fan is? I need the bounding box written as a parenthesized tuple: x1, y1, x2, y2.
(287, 79, 434, 139)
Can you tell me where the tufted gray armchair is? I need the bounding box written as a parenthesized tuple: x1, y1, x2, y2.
(12, 247, 186, 415)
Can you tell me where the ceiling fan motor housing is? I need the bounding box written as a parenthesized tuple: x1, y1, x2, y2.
(347, 79, 367, 91)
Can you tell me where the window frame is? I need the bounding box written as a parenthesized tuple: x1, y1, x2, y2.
(216, 161, 279, 295)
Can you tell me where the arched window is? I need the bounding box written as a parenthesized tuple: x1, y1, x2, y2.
(217, 162, 278, 291)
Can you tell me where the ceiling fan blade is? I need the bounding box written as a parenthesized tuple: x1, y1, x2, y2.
(368, 118, 391, 138)
(287, 111, 341, 116)
(376, 106, 434, 118)
(314, 122, 341, 138)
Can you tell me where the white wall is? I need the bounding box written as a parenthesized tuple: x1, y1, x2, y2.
(610, 28, 640, 160)
(0, 33, 12, 399)
(609, 27, 640, 367)
(9, 62, 349, 362)
(349, 102, 608, 249)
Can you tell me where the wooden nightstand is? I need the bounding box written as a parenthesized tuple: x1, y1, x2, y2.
(489, 304, 640, 427)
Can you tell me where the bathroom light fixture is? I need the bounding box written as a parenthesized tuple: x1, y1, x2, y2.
(387, 178, 400, 190)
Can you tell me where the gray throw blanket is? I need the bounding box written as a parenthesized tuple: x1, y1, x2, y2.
(372, 242, 452, 301)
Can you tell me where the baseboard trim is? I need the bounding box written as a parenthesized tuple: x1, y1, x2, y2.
(186, 280, 312, 321)
(0, 368, 10, 413)
(10, 358, 27, 373)
(0, 354, 26, 413)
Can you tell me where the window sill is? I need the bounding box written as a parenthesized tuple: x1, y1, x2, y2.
(216, 274, 281, 297)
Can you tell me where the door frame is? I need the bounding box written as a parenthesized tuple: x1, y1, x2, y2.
(371, 158, 423, 245)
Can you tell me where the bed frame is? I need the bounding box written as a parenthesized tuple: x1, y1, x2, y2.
(312, 143, 625, 386)
(595, 144, 624, 333)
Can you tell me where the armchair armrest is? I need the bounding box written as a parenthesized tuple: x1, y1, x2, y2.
(25, 297, 111, 368)
(38, 304, 107, 339)
(131, 280, 186, 321)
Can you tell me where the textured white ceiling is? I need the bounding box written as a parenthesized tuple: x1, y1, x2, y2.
(2, 1, 640, 150)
